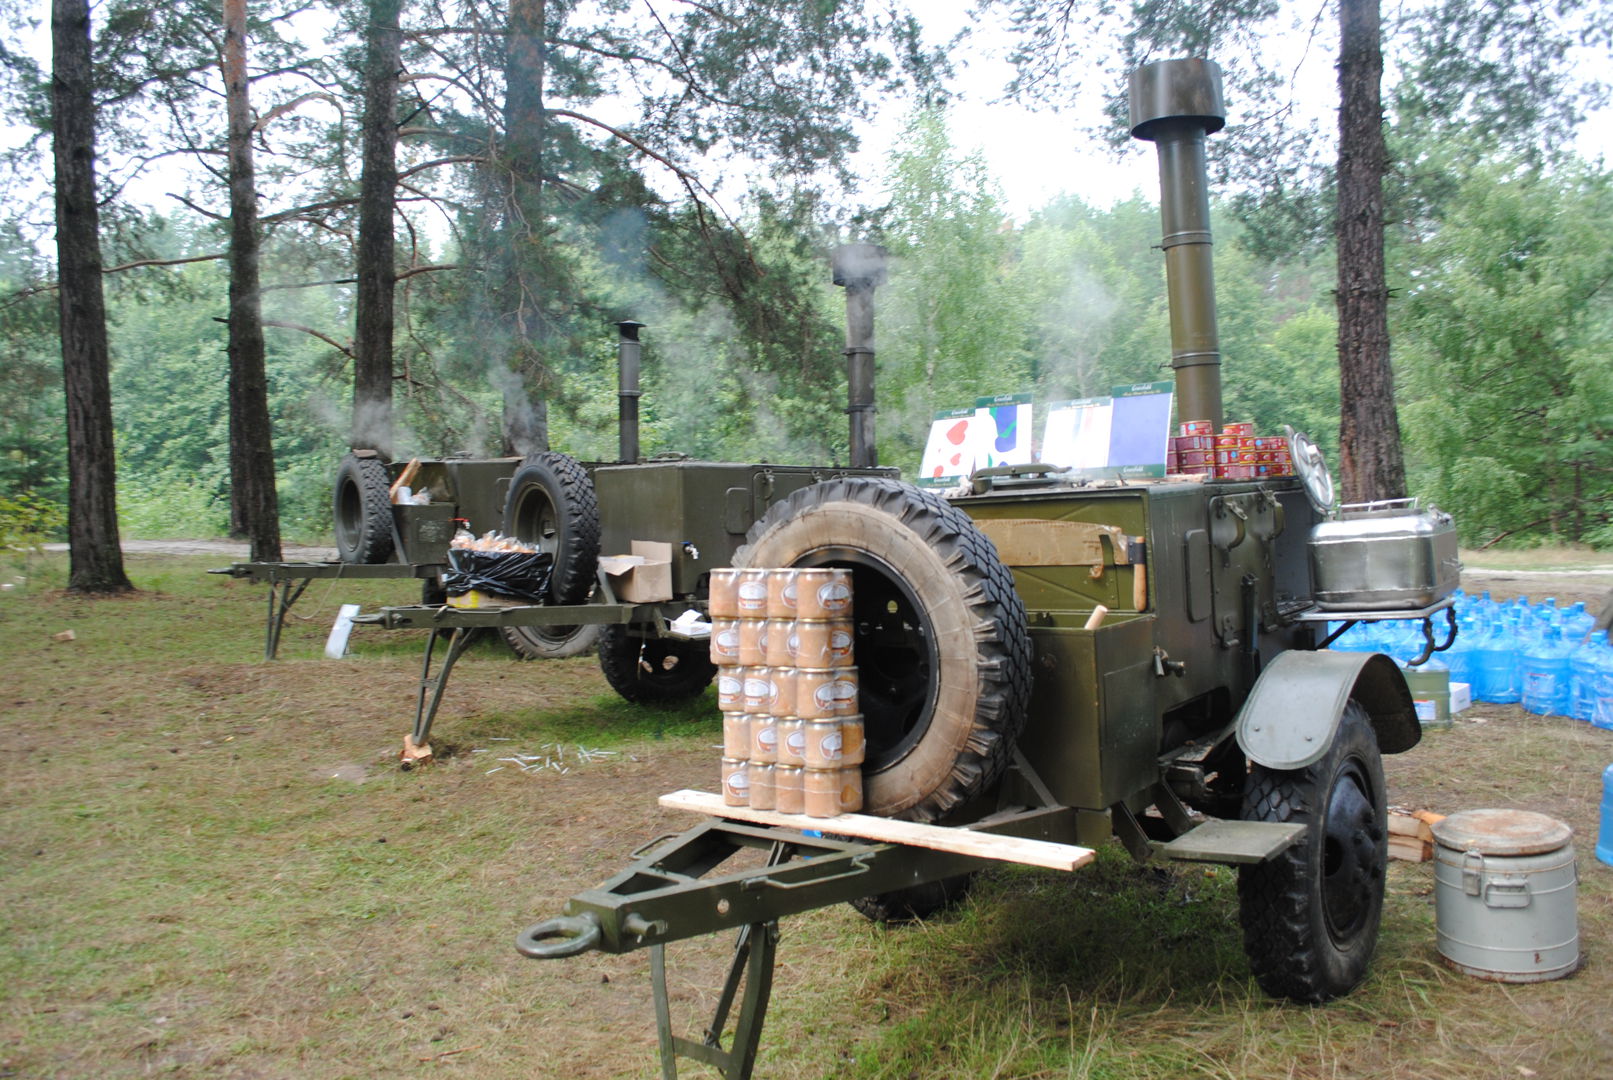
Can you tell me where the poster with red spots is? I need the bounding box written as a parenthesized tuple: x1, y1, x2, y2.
(916, 407, 981, 488)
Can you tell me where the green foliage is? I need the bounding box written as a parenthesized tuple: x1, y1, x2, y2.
(873, 109, 1033, 468)
(1396, 153, 1613, 545)
(0, 489, 65, 549)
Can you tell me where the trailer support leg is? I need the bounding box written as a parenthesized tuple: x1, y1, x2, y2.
(264, 575, 312, 660)
(651, 920, 778, 1080)
(648, 840, 788, 1079)
(412, 625, 475, 747)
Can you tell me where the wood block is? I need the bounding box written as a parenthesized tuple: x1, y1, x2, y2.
(659, 789, 1095, 872)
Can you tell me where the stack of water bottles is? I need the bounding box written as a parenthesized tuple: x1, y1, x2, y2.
(1328, 592, 1613, 727)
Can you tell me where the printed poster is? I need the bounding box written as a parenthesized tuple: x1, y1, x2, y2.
(1040, 381, 1174, 478)
(1041, 397, 1114, 472)
(917, 407, 980, 488)
(974, 393, 1034, 469)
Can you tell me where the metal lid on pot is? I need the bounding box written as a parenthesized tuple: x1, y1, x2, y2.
(1285, 425, 1335, 516)
(1431, 808, 1574, 856)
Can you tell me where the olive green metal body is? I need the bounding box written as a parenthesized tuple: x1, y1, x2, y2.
(591, 461, 898, 598)
(956, 476, 1316, 844)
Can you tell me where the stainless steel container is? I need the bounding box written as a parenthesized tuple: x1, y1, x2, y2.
(1431, 808, 1579, 982)
(1309, 498, 1460, 610)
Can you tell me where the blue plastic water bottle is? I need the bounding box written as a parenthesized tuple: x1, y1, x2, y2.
(1570, 630, 1608, 722)
(1520, 624, 1573, 717)
(1598, 763, 1613, 868)
(1474, 615, 1521, 704)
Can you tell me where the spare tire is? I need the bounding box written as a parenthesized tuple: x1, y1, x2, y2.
(333, 453, 394, 564)
(500, 452, 601, 659)
(735, 477, 1031, 822)
(597, 625, 716, 704)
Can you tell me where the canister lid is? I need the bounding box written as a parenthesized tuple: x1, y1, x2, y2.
(1430, 808, 1573, 856)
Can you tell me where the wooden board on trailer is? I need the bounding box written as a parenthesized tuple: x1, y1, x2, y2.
(659, 789, 1096, 872)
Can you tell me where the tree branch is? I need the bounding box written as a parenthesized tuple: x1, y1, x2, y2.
(262, 319, 354, 357)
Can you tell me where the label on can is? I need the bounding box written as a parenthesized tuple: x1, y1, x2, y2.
(736, 570, 769, 614)
(709, 620, 742, 666)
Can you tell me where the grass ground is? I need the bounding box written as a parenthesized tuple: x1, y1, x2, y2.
(1, 552, 1609, 1079)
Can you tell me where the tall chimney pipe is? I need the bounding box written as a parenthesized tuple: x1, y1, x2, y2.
(616, 320, 644, 464)
(832, 242, 887, 468)
(1128, 59, 1227, 431)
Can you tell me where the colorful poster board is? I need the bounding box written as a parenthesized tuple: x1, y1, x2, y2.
(917, 407, 981, 488)
(974, 393, 1034, 469)
(1040, 381, 1174, 479)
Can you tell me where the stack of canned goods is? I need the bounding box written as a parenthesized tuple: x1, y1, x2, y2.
(710, 566, 864, 817)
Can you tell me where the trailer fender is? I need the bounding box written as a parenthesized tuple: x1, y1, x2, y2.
(1236, 651, 1419, 771)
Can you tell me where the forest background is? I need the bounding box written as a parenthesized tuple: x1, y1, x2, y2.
(2, 0, 1612, 559)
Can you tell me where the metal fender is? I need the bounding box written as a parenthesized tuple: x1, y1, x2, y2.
(1236, 650, 1420, 771)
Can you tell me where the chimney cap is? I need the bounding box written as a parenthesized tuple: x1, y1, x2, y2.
(832, 242, 888, 288)
(1128, 58, 1226, 141)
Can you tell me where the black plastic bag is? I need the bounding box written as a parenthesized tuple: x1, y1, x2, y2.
(442, 547, 554, 604)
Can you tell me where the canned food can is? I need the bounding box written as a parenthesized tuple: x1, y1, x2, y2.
(776, 716, 806, 764)
(738, 618, 767, 666)
(750, 715, 779, 764)
(1222, 421, 1255, 436)
(716, 670, 745, 713)
(708, 568, 741, 618)
(839, 714, 865, 766)
(774, 765, 804, 814)
(795, 667, 858, 719)
(803, 766, 843, 818)
(765, 568, 796, 619)
(736, 569, 770, 615)
(803, 718, 843, 768)
(789, 568, 854, 619)
(764, 619, 795, 666)
(743, 666, 788, 715)
(721, 758, 749, 806)
(1179, 419, 1214, 437)
(838, 767, 864, 814)
(791, 619, 854, 668)
(709, 619, 742, 666)
(722, 713, 750, 758)
(747, 763, 776, 810)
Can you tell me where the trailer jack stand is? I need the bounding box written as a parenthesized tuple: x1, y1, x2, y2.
(651, 920, 778, 1080)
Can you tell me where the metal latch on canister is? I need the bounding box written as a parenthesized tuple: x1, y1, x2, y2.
(1462, 849, 1533, 908)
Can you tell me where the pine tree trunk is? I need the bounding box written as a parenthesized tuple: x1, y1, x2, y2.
(223, 0, 281, 562)
(499, 0, 549, 455)
(1335, 0, 1406, 503)
(51, 0, 133, 594)
(352, 0, 402, 457)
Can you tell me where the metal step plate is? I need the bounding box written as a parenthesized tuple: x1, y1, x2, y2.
(1155, 820, 1307, 865)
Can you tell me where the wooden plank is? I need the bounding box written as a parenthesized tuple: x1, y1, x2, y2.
(659, 789, 1095, 872)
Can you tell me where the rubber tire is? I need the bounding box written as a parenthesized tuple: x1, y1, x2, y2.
(596, 624, 716, 705)
(735, 477, 1031, 823)
(501, 622, 601, 660)
(333, 453, 394, 564)
(500, 452, 601, 659)
(1237, 701, 1388, 1003)
(849, 873, 975, 924)
(502, 451, 600, 604)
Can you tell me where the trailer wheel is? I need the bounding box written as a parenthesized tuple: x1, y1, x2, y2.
(501, 622, 601, 660)
(597, 625, 716, 705)
(850, 873, 975, 924)
(736, 477, 1031, 823)
(333, 453, 394, 564)
(1237, 700, 1387, 1003)
(503, 451, 600, 604)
